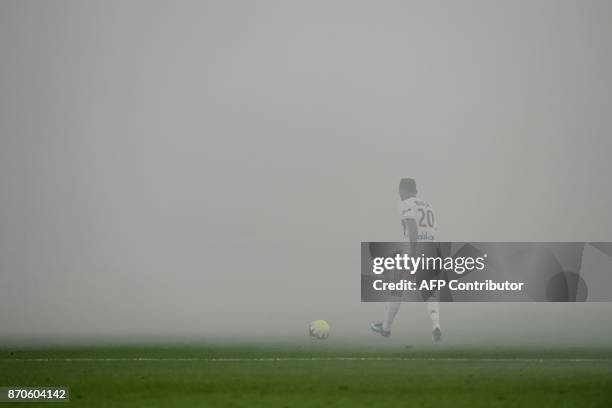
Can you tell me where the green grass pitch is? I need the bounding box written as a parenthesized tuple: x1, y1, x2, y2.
(1, 344, 611, 407)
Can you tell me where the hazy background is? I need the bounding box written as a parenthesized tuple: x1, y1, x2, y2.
(1, 0, 611, 346)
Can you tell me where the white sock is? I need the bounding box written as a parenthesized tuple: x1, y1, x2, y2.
(427, 301, 440, 330)
(383, 302, 401, 331)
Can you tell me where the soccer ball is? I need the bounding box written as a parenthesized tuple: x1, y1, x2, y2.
(308, 320, 330, 340)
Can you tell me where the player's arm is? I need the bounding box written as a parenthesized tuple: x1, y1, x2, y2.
(403, 217, 418, 255)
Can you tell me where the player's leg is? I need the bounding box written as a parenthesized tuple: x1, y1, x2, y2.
(427, 298, 441, 342)
(371, 301, 400, 337)
(383, 301, 400, 331)
(428, 242, 442, 342)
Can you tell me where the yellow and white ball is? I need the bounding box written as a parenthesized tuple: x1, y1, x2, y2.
(308, 320, 330, 340)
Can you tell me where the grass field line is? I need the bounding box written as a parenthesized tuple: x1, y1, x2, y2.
(2, 357, 611, 363)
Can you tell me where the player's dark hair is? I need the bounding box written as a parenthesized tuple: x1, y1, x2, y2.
(399, 178, 417, 195)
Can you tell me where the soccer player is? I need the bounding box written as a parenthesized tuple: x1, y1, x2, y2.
(370, 178, 442, 342)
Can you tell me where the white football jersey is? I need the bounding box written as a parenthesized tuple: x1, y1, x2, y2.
(399, 197, 437, 242)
